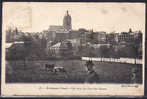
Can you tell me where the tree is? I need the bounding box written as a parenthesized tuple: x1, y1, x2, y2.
(39, 36, 47, 59)
(130, 43, 140, 64)
(89, 32, 96, 44)
(59, 41, 73, 58)
(66, 41, 73, 57)
(129, 28, 132, 33)
(87, 46, 95, 57)
(6, 28, 13, 42)
(8, 43, 25, 60)
(117, 43, 140, 64)
(22, 35, 33, 67)
(99, 45, 110, 61)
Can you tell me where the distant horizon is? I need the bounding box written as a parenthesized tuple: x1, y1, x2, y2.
(7, 26, 142, 34)
(3, 2, 145, 33)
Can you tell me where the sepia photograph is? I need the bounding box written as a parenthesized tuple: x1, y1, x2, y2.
(1, 2, 145, 96)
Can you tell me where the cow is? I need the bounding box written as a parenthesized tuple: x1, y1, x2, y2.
(54, 66, 66, 73)
(45, 64, 54, 72)
(53, 66, 69, 78)
(45, 64, 68, 76)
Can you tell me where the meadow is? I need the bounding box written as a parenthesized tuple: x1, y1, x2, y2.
(6, 60, 142, 83)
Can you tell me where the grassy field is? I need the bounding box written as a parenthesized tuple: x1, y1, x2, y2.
(6, 60, 142, 83)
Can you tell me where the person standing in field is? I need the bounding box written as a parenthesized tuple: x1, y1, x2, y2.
(130, 67, 138, 83)
(85, 60, 99, 83)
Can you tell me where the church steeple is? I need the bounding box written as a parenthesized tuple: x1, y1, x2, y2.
(63, 10, 72, 31)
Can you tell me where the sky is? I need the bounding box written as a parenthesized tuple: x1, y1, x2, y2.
(3, 2, 146, 33)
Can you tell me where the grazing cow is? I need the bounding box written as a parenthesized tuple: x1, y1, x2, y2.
(45, 64, 67, 73)
(54, 66, 66, 73)
(45, 64, 54, 72)
(53, 66, 68, 78)
(45, 64, 68, 78)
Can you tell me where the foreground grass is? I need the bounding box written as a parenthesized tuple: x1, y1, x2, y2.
(6, 60, 142, 83)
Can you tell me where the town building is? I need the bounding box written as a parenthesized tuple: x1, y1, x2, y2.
(49, 40, 74, 57)
(49, 42, 61, 56)
(79, 32, 87, 46)
(55, 32, 69, 41)
(47, 10, 72, 42)
(118, 32, 135, 43)
(117, 28, 142, 43)
(94, 31, 107, 43)
(69, 30, 80, 39)
(49, 25, 65, 32)
(106, 33, 118, 44)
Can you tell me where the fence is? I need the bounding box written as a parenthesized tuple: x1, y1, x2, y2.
(81, 57, 142, 64)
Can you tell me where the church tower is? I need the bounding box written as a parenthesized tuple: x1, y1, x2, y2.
(63, 10, 72, 31)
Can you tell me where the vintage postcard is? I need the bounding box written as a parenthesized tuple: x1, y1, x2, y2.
(1, 2, 145, 96)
